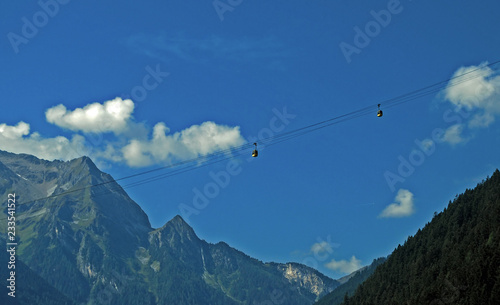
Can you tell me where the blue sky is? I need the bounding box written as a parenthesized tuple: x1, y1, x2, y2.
(2, 0, 500, 279)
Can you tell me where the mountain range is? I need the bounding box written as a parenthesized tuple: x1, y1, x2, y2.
(0, 150, 340, 305)
(6, 149, 496, 304)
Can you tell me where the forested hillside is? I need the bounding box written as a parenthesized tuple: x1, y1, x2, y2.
(314, 257, 386, 305)
(0, 237, 75, 305)
(338, 169, 500, 305)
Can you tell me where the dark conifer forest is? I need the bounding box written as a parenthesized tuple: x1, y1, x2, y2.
(334, 169, 500, 305)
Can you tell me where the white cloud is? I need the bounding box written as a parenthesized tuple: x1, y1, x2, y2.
(310, 241, 333, 256)
(0, 121, 30, 139)
(2, 98, 245, 168)
(0, 122, 85, 161)
(46, 98, 134, 134)
(437, 124, 469, 145)
(444, 62, 500, 129)
(468, 112, 495, 128)
(0, 118, 245, 167)
(121, 121, 246, 167)
(122, 139, 152, 167)
(325, 256, 362, 274)
(379, 189, 415, 218)
(445, 64, 497, 108)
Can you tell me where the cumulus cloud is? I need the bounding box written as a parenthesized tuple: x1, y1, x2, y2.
(0, 121, 30, 139)
(121, 121, 246, 167)
(437, 124, 469, 145)
(325, 256, 362, 274)
(310, 241, 334, 256)
(444, 62, 500, 129)
(46, 98, 134, 134)
(0, 122, 85, 161)
(445, 63, 500, 110)
(379, 189, 415, 218)
(468, 112, 495, 128)
(2, 98, 245, 167)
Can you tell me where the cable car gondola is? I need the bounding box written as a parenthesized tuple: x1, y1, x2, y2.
(252, 143, 258, 157)
(377, 104, 383, 117)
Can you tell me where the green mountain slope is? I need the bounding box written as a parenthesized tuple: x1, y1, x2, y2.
(0, 151, 152, 303)
(337, 169, 500, 305)
(0, 150, 337, 304)
(0, 237, 75, 305)
(136, 215, 339, 304)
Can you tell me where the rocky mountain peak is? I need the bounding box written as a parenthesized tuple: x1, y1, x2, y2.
(150, 215, 200, 249)
(69, 155, 100, 174)
(167, 215, 192, 230)
(275, 262, 338, 300)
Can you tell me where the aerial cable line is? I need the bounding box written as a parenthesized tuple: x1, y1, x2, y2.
(88, 60, 499, 201)
(265, 109, 375, 149)
(11, 60, 500, 208)
(118, 151, 242, 190)
(5, 60, 500, 211)
(260, 60, 500, 147)
(84, 153, 235, 200)
(12, 149, 247, 223)
(14, 105, 378, 207)
(383, 60, 500, 109)
(15, 142, 254, 206)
